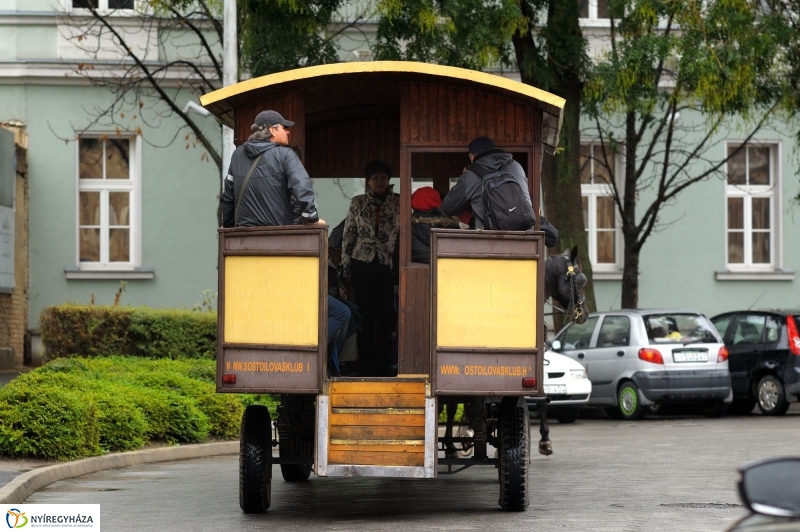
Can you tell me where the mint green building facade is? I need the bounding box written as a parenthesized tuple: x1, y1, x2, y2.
(0, 0, 222, 343)
(0, 0, 797, 359)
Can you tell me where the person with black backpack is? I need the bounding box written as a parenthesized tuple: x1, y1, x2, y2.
(440, 136, 559, 247)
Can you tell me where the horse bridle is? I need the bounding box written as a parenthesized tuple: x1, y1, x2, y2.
(549, 255, 585, 324)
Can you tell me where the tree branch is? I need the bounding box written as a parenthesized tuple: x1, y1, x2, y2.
(87, 7, 221, 171)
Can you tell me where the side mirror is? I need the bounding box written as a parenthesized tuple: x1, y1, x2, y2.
(739, 457, 800, 517)
(551, 340, 562, 351)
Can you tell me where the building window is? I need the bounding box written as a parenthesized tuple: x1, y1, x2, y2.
(72, 0, 135, 9)
(579, 0, 610, 20)
(77, 136, 138, 269)
(725, 144, 778, 269)
(580, 141, 621, 270)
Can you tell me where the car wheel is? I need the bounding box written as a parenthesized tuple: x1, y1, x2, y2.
(616, 381, 645, 421)
(239, 405, 272, 513)
(728, 398, 756, 416)
(647, 404, 670, 416)
(703, 400, 728, 418)
(756, 375, 790, 416)
(555, 408, 580, 424)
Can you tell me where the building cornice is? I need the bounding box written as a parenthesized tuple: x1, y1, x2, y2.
(0, 60, 218, 87)
(0, 10, 217, 28)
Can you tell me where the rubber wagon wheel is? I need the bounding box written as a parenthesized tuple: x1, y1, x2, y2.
(240, 405, 273, 513)
(280, 445, 313, 482)
(498, 397, 530, 511)
(279, 395, 314, 482)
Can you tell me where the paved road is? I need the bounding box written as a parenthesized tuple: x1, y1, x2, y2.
(26, 410, 800, 532)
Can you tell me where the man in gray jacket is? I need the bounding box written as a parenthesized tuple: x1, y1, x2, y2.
(440, 136, 559, 247)
(219, 110, 350, 372)
(221, 110, 319, 227)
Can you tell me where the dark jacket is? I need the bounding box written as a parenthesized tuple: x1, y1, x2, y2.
(411, 210, 460, 263)
(220, 140, 318, 228)
(440, 149, 559, 247)
(440, 150, 529, 230)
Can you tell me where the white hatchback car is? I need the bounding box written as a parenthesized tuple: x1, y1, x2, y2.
(527, 351, 592, 423)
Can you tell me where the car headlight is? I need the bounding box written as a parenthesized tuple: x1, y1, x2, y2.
(570, 369, 586, 380)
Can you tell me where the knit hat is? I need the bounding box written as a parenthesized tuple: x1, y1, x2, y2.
(364, 160, 392, 178)
(411, 187, 442, 212)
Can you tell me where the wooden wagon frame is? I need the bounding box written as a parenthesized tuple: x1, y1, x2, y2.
(200, 61, 565, 512)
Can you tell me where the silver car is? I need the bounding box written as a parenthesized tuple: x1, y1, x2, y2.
(550, 309, 733, 420)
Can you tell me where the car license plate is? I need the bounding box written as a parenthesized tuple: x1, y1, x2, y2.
(544, 385, 567, 394)
(673, 351, 709, 363)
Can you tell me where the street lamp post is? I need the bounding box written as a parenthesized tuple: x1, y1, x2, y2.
(221, 0, 237, 190)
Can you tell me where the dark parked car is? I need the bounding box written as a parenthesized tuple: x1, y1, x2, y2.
(711, 310, 800, 416)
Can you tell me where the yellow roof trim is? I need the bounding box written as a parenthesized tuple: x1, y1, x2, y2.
(200, 61, 565, 110)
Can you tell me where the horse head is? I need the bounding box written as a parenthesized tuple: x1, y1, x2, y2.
(551, 246, 589, 324)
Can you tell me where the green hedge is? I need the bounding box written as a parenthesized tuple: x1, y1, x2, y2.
(0, 357, 278, 460)
(40, 305, 217, 361)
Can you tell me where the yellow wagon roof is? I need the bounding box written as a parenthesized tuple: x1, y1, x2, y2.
(201, 61, 564, 148)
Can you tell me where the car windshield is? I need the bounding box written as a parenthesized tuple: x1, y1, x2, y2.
(644, 313, 719, 344)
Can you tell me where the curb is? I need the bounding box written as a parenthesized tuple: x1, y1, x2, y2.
(0, 441, 239, 504)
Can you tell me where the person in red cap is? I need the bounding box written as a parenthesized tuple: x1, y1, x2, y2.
(410, 186, 460, 263)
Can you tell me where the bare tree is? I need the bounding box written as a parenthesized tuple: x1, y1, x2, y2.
(56, 0, 223, 172)
(584, 1, 786, 308)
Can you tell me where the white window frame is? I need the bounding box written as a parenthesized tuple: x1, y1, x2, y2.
(724, 141, 782, 272)
(579, 0, 611, 23)
(75, 134, 141, 271)
(581, 139, 623, 274)
(64, 0, 139, 14)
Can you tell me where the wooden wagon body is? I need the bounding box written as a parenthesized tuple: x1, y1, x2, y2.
(200, 62, 565, 511)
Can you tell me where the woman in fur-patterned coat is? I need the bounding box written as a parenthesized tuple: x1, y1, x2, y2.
(341, 160, 400, 377)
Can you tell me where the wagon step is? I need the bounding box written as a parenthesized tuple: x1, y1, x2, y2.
(316, 377, 436, 478)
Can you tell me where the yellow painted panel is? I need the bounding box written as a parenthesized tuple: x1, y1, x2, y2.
(224, 256, 318, 345)
(437, 258, 537, 349)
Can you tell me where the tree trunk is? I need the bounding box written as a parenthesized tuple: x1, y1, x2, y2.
(620, 234, 640, 309)
(513, 0, 597, 319)
(620, 111, 639, 308)
(542, 90, 596, 311)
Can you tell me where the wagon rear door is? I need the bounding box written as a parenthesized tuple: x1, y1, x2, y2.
(431, 229, 544, 397)
(216, 225, 327, 394)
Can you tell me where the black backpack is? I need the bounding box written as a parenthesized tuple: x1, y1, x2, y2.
(468, 163, 535, 231)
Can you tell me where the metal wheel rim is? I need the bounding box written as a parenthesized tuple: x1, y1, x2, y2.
(620, 387, 637, 415)
(759, 380, 779, 410)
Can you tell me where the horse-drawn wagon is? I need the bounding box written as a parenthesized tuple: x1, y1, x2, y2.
(200, 61, 567, 512)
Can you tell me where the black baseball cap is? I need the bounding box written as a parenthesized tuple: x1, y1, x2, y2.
(468, 136, 495, 156)
(254, 110, 294, 130)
